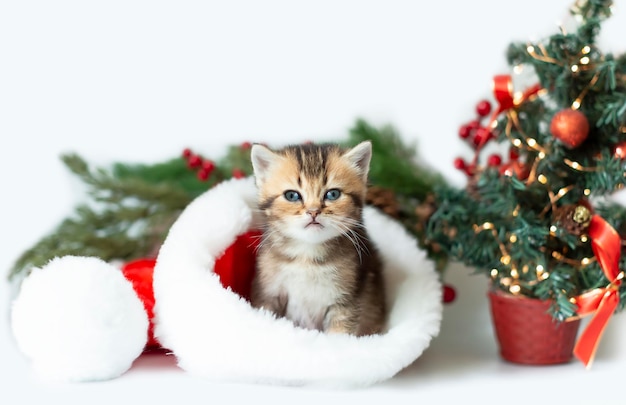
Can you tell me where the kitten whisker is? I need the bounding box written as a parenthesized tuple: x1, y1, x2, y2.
(328, 218, 370, 263)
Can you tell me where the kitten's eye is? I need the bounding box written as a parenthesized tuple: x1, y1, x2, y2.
(324, 189, 341, 201)
(283, 190, 302, 202)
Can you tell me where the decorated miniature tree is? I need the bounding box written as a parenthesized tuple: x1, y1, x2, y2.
(426, 0, 625, 365)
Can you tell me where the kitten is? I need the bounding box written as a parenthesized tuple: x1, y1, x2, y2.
(249, 141, 386, 336)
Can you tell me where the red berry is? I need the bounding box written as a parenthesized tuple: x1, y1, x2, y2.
(202, 159, 215, 171)
(476, 99, 492, 117)
(232, 168, 245, 179)
(182, 148, 192, 158)
(465, 164, 476, 177)
(473, 127, 492, 147)
(458, 124, 473, 139)
(197, 168, 210, 181)
(187, 154, 202, 168)
(509, 148, 520, 160)
(240, 142, 252, 150)
(467, 119, 481, 130)
(443, 284, 456, 304)
(453, 157, 467, 170)
(487, 154, 502, 166)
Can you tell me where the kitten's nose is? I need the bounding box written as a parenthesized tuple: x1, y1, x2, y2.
(307, 209, 320, 220)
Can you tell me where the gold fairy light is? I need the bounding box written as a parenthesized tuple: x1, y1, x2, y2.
(538, 174, 548, 184)
(584, 188, 591, 196)
(581, 235, 589, 243)
(540, 272, 550, 280)
(581, 257, 591, 266)
(509, 234, 518, 243)
(582, 45, 591, 54)
(475, 222, 511, 261)
(536, 264, 545, 272)
(573, 70, 601, 108)
(580, 56, 590, 65)
(526, 43, 562, 65)
(564, 158, 599, 172)
(571, 65, 580, 73)
(491, 269, 499, 278)
(512, 139, 522, 147)
(510, 268, 519, 278)
(509, 284, 522, 295)
(550, 225, 558, 234)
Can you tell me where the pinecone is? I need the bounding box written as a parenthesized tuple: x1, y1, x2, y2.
(366, 186, 400, 218)
(414, 193, 437, 222)
(554, 204, 591, 236)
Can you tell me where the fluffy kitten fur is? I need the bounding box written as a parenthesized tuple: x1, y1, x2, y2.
(249, 141, 386, 336)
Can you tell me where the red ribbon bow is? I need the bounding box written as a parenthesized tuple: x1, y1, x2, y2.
(573, 215, 624, 368)
(490, 74, 542, 125)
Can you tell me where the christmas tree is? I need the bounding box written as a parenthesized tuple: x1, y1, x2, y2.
(426, 0, 625, 352)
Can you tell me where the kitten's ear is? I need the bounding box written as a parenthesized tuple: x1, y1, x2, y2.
(343, 141, 372, 181)
(250, 144, 278, 186)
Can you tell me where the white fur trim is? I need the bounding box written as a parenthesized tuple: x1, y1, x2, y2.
(153, 177, 442, 387)
(11, 256, 149, 382)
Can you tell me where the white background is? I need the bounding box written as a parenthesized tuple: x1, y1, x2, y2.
(2, 1, 626, 403)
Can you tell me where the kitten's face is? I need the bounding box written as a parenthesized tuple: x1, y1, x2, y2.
(251, 142, 371, 244)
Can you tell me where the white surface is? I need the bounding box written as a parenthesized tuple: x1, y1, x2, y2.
(2, 0, 626, 403)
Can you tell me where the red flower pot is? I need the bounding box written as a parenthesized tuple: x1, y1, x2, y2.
(488, 289, 581, 365)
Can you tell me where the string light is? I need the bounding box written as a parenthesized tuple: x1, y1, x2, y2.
(510, 284, 522, 295)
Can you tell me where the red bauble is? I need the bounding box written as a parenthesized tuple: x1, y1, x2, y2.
(121, 258, 159, 350)
(443, 284, 457, 304)
(550, 109, 589, 149)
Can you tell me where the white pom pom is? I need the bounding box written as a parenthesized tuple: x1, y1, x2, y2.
(11, 256, 149, 382)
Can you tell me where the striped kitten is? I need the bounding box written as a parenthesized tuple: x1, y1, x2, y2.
(249, 141, 386, 336)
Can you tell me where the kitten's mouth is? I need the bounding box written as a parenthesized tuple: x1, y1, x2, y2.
(305, 220, 323, 228)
